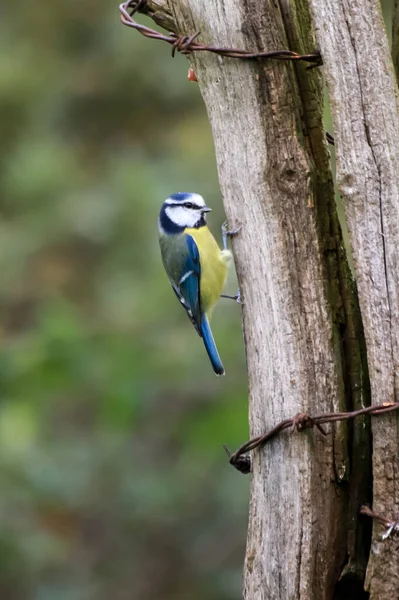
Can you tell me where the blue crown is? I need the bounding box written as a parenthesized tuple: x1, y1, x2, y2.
(168, 192, 193, 202)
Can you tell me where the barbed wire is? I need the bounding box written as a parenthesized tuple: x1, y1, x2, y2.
(361, 506, 399, 548)
(326, 131, 335, 145)
(119, 0, 322, 67)
(224, 401, 399, 474)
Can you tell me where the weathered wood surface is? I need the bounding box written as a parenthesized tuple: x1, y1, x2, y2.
(138, 0, 176, 32)
(308, 0, 399, 597)
(139, 0, 364, 597)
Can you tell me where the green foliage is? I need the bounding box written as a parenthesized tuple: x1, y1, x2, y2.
(0, 2, 248, 599)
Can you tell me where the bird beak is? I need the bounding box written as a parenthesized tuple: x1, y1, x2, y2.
(201, 206, 212, 213)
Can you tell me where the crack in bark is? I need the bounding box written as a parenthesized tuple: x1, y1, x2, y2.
(279, 0, 373, 591)
(307, 0, 399, 595)
(297, 511, 304, 599)
(341, 0, 395, 390)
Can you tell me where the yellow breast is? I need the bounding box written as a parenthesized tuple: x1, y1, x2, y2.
(185, 225, 231, 316)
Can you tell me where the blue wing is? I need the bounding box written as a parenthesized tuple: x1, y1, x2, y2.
(172, 235, 224, 375)
(171, 235, 202, 335)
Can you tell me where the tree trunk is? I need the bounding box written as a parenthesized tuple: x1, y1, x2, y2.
(308, 1, 399, 597)
(135, 0, 399, 597)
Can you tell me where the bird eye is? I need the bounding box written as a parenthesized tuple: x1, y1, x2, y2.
(184, 202, 194, 209)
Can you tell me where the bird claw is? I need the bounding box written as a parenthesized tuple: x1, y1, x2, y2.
(222, 221, 241, 250)
(221, 222, 242, 303)
(221, 289, 242, 304)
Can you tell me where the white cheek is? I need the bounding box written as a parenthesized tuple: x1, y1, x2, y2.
(165, 206, 199, 228)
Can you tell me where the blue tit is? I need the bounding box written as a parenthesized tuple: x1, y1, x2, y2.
(158, 192, 232, 375)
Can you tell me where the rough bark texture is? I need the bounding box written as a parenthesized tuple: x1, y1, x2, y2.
(139, 0, 370, 597)
(170, 3, 349, 596)
(308, 1, 399, 597)
(278, 2, 372, 591)
(139, 0, 177, 32)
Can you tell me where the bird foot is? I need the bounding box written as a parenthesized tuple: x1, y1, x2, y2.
(221, 221, 241, 250)
(221, 289, 242, 304)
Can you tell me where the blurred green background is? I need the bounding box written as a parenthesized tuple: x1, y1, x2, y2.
(0, 2, 248, 599)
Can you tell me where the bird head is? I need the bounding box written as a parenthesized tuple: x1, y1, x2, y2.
(159, 193, 212, 233)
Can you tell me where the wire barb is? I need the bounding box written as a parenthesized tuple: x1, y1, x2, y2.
(360, 505, 399, 548)
(119, 0, 322, 67)
(227, 402, 399, 474)
(223, 445, 251, 475)
(326, 131, 335, 146)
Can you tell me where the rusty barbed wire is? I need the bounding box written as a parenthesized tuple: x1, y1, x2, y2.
(326, 131, 335, 146)
(225, 401, 399, 474)
(360, 505, 399, 548)
(120, 0, 322, 67)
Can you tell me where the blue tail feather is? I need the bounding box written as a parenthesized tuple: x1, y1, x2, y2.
(200, 315, 225, 376)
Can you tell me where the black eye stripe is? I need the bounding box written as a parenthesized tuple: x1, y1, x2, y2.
(165, 201, 201, 209)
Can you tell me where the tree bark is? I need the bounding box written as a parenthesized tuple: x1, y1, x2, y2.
(168, 5, 351, 596)
(308, 1, 399, 597)
(134, 0, 399, 597)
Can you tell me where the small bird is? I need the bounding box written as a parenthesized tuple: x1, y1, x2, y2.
(158, 192, 233, 375)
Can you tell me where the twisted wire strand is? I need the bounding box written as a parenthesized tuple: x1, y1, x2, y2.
(120, 0, 322, 66)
